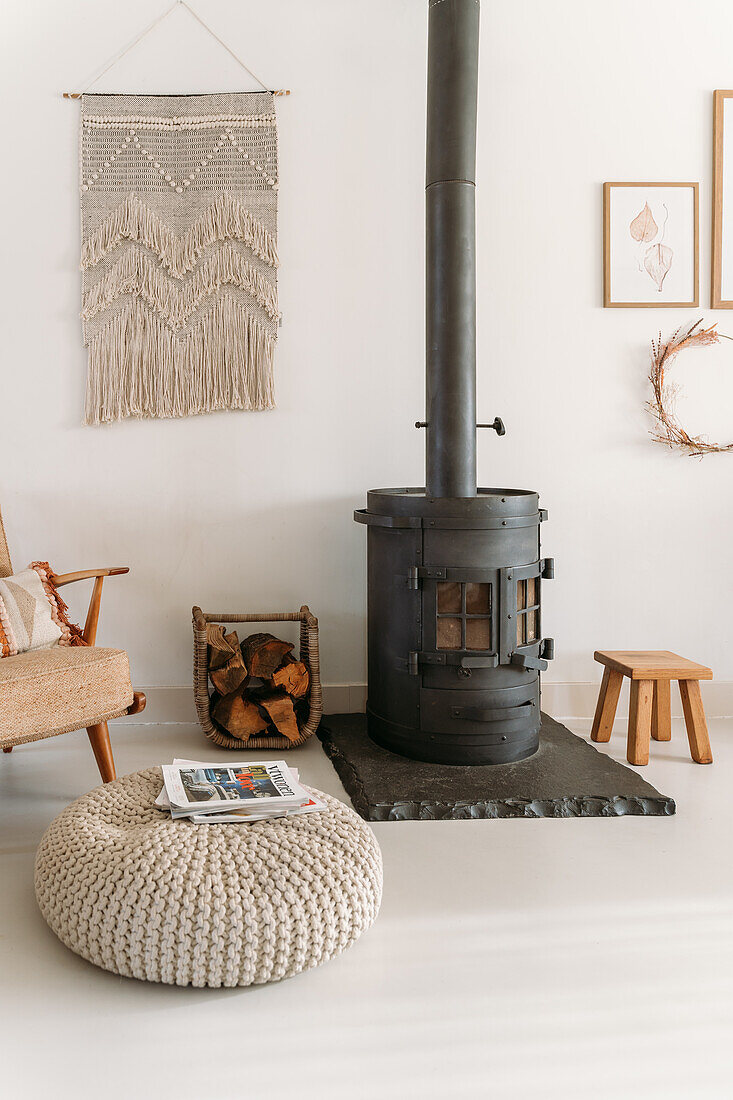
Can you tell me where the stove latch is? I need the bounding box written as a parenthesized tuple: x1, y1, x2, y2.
(511, 651, 548, 672)
(511, 637, 555, 671)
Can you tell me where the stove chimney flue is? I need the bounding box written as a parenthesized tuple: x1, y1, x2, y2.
(425, 0, 479, 499)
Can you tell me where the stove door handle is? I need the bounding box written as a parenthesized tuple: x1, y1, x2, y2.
(450, 703, 533, 722)
(511, 652, 548, 672)
(459, 655, 499, 669)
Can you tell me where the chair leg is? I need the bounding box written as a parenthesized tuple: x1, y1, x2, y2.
(651, 680, 672, 741)
(86, 721, 116, 783)
(627, 680, 653, 766)
(679, 680, 713, 764)
(591, 668, 624, 743)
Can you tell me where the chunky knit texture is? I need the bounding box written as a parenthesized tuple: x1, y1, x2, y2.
(35, 768, 383, 987)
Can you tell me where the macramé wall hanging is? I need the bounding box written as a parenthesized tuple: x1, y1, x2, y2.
(67, 2, 288, 425)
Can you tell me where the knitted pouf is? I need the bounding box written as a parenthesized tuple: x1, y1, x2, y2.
(34, 767, 382, 987)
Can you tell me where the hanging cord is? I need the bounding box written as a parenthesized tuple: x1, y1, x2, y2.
(180, 1, 270, 91)
(63, 0, 290, 99)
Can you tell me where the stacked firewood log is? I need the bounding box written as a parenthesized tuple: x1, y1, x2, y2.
(206, 625, 310, 743)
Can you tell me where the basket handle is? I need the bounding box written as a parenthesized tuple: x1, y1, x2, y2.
(192, 606, 317, 629)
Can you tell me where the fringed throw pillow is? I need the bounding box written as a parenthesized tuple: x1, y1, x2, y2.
(0, 563, 86, 658)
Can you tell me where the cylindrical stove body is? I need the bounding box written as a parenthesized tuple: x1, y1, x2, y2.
(355, 490, 552, 765)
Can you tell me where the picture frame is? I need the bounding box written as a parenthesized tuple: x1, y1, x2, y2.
(603, 182, 699, 308)
(712, 90, 733, 307)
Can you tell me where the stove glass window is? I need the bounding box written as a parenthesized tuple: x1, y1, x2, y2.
(465, 618, 492, 649)
(437, 582, 462, 613)
(465, 582, 490, 614)
(436, 618, 462, 649)
(436, 582, 492, 650)
(516, 577, 539, 646)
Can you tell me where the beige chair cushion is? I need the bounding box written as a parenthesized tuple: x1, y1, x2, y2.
(0, 646, 134, 747)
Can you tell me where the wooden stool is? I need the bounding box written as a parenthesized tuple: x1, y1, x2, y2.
(591, 651, 713, 766)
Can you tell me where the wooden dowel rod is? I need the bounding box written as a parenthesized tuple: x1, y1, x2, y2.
(62, 89, 290, 99)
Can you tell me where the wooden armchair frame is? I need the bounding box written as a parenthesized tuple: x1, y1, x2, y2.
(55, 567, 146, 780)
(2, 562, 146, 783)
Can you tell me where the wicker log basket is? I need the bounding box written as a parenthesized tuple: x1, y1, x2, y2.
(192, 606, 322, 750)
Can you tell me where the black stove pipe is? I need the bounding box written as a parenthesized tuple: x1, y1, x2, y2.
(425, 0, 479, 499)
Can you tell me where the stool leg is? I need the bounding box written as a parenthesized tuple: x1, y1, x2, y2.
(627, 680, 653, 766)
(86, 721, 116, 783)
(679, 680, 713, 764)
(591, 668, 623, 743)
(651, 681, 672, 741)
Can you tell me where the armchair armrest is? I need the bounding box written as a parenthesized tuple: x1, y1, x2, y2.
(52, 567, 129, 587)
(50, 567, 130, 645)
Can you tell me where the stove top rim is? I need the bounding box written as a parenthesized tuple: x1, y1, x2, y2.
(365, 486, 539, 498)
(362, 486, 542, 520)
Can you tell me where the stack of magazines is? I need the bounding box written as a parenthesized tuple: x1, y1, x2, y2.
(156, 758, 326, 823)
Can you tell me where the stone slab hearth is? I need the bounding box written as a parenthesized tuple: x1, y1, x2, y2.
(318, 712, 675, 821)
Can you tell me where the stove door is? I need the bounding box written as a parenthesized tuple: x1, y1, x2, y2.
(418, 569, 499, 690)
(498, 560, 546, 667)
(418, 565, 541, 759)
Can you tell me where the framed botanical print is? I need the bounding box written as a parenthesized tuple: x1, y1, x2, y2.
(603, 182, 699, 308)
(712, 90, 733, 307)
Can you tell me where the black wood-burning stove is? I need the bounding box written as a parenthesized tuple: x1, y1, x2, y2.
(354, 0, 554, 765)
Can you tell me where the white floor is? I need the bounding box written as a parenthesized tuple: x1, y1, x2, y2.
(1, 717, 732, 1100)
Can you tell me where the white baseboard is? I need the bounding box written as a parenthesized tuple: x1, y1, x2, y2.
(540, 680, 733, 720)
(130, 681, 733, 725)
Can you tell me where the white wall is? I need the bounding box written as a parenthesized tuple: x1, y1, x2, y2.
(2, 0, 732, 710)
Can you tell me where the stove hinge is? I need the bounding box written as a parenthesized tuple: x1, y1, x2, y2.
(407, 565, 446, 590)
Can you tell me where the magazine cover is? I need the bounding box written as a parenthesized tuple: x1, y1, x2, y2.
(161, 760, 308, 812)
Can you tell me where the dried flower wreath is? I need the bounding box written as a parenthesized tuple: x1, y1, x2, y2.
(647, 319, 733, 456)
